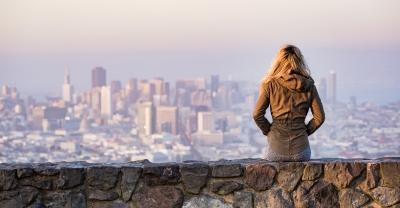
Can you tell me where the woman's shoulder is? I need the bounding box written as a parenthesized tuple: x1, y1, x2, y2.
(261, 77, 279, 92)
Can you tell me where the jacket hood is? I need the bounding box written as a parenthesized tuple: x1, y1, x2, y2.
(276, 69, 314, 92)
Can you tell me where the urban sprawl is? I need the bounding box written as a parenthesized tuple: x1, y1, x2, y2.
(0, 68, 399, 162)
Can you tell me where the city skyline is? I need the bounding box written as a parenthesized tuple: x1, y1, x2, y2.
(1, 65, 399, 163)
(0, 0, 399, 164)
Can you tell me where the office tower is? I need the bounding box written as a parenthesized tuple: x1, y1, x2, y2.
(110, 80, 122, 94)
(197, 111, 214, 132)
(151, 78, 165, 95)
(90, 88, 102, 113)
(101, 86, 113, 117)
(156, 106, 178, 134)
(317, 77, 327, 102)
(62, 68, 74, 103)
(195, 78, 207, 90)
(126, 78, 139, 105)
(91, 67, 106, 88)
(137, 102, 155, 136)
(127, 78, 138, 92)
(210, 75, 219, 93)
(42, 106, 67, 131)
(328, 71, 337, 104)
(190, 89, 212, 108)
(150, 78, 170, 105)
(138, 80, 155, 101)
(1, 85, 10, 96)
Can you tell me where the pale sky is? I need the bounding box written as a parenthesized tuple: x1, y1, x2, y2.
(1, 0, 400, 103)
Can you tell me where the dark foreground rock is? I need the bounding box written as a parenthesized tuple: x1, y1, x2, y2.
(0, 158, 398, 208)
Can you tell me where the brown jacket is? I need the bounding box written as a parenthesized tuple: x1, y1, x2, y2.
(253, 71, 325, 139)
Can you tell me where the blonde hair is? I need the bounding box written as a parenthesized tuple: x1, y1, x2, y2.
(263, 44, 311, 83)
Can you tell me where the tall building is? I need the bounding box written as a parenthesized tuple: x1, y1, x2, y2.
(125, 78, 139, 105)
(62, 68, 74, 103)
(110, 80, 122, 94)
(210, 75, 219, 93)
(328, 71, 337, 104)
(197, 111, 214, 132)
(92, 67, 106, 88)
(138, 80, 155, 101)
(1, 85, 10, 96)
(155, 106, 178, 134)
(101, 86, 113, 117)
(137, 102, 155, 136)
(90, 88, 102, 113)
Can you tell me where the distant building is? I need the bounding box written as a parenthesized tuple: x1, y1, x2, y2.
(110, 80, 122, 94)
(1, 85, 10, 97)
(138, 80, 155, 101)
(210, 75, 219, 93)
(137, 101, 155, 136)
(90, 88, 102, 114)
(328, 71, 337, 104)
(101, 86, 113, 117)
(92, 67, 106, 88)
(190, 89, 212, 108)
(125, 78, 139, 105)
(156, 106, 178, 134)
(42, 106, 67, 131)
(197, 111, 214, 132)
(62, 68, 74, 103)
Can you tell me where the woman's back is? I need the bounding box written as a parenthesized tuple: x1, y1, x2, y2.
(252, 45, 325, 161)
(265, 69, 315, 120)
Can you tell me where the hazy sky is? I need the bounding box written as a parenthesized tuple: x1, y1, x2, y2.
(1, 0, 400, 103)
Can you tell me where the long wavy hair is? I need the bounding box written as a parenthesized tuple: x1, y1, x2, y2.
(263, 44, 311, 83)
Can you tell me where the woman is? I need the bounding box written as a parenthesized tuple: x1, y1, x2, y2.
(253, 45, 325, 162)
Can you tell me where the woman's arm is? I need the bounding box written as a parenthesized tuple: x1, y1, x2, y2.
(306, 85, 325, 135)
(252, 82, 272, 136)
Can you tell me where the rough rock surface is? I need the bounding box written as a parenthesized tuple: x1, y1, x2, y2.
(255, 187, 293, 208)
(245, 163, 277, 191)
(210, 180, 243, 195)
(0, 158, 398, 208)
(276, 163, 305, 192)
(131, 186, 184, 208)
(302, 163, 323, 181)
(120, 166, 142, 201)
(87, 166, 119, 190)
(143, 163, 181, 186)
(364, 163, 380, 189)
(180, 162, 209, 194)
(324, 161, 366, 189)
(339, 188, 369, 208)
(210, 160, 243, 178)
(233, 191, 253, 208)
(183, 195, 232, 208)
(380, 162, 400, 188)
(371, 186, 400, 207)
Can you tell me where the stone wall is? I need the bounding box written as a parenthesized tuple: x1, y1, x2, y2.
(0, 158, 399, 208)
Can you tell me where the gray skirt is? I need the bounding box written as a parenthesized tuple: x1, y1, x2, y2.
(264, 118, 311, 162)
(265, 145, 311, 162)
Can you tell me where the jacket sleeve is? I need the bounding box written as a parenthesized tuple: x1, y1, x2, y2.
(252, 82, 272, 136)
(306, 85, 325, 135)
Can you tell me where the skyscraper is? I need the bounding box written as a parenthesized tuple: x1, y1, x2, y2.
(328, 71, 337, 104)
(197, 111, 214, 132)
(137, 101, 155, 136)
(155, 106, 178, 134)
(92, 67, 106, 88)
(62, 68, 74, 103)
(101, 86, 113, 117)
(210, 75, 219, 93)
